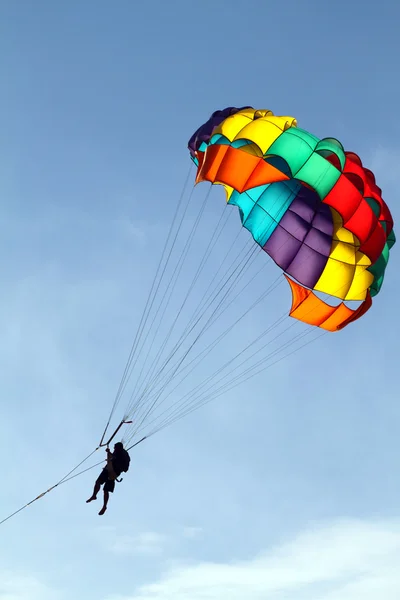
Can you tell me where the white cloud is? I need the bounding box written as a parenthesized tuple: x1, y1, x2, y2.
(106, 518, 400, 600)
(118, 532, 165, 556)
(182, 526, 203, 540)
(0, 573, 61, 600)
(95, 525, 204, 558)
(98, 528, 167, 556)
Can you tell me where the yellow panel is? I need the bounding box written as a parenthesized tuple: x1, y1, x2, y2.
(332, 208, 344, 228)
(223, 184, 234, 201)
(213, 112, 255, 140)
(334, 226, 357, 244)
(314, 252, 372, 301)
(238, 142, 264, 157)
(261, 115, 297, 130)
(233, 119, 289, 153)
(329, 239, 359, 264)
(355, 250, 371, 267)
(213, 109, 297, 151)
(237, 108, 260, 119)
(314, 258, 356, 299)
(254, 109, 275, 119)
(345, 266, 374, 300)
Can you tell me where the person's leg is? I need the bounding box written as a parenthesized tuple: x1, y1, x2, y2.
(87, 470, 107, 502)
(98, 490, 109, 515)
(98, 478, 115, 515)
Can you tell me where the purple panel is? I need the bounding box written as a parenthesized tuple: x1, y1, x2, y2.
(262, 224, 302, 272)
(289, 196, 316, 223)
(312, 204, 333, 236)
(278, 209, 310, 243)
(274, 202, 333, 258)
(263, 188, 333, 288)
(303, 227, 332, 256)
(286, 244, 329, 289)
(188, 106, 252, 158)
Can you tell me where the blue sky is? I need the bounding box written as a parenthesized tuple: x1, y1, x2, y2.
(1, 0, 399, 598)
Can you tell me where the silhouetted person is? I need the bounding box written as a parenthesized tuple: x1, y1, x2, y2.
(86, 442, 130, 515)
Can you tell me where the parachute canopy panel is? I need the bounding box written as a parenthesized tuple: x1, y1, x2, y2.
(188, 106, 395, 332)
(285, 275, 373, 332)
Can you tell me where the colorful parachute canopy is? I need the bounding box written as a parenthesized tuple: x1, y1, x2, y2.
(188, 107, 395, 331)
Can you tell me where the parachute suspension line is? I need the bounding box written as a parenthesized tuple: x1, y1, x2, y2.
(118, 182, 293, 444)
(124, 305, 289, 445)
(124, 271, 286, 443)
(123, 181, 294, 426)
(134, 272, 284, 425)
(122, 193, 346, 444)
(129, 196, 236, 404)
(197, 329, 323, 410)
(178, 182, 296, 346)
(99, 164, 194, 444)
(154, 326, 317, 433)
(122, 206, 302, 442)
(199, 250, 271, 334)
(143, 329, 327, 439)
(129, 184, 295, 411)
(127, 244, 259, 418)
(118, 215, 374, 447)
(123, 243, 261, 429)
(123, 241, 307, 442)
(113, 172, 347, 448)
(114, 168, 197, 407)
(121, 230, 256, 423)
(123, 193, 254, 420)
(122, 275, 286, 444)
(0, 447, 99, 527)
(0, 434, 150, 528)
(190, 323, 313, 407)
(151, 267, 344, 436)
(124, 183, 214, 411)
(123, 204, 288, 430)
(141, 309, 301, 435)
(163, 239, 257, 366)
(174, 218, 252, 341)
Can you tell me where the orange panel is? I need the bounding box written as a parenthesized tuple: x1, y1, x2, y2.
(285, 275, 372, 332)
(196, 145, 289, 193)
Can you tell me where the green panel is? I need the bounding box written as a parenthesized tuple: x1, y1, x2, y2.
(295, 152, 341, 199)
(368, 243, 390, 296)
(315, 137, 346, 170)
(267, 127, 318, 177)
(366, 197, 382, 218)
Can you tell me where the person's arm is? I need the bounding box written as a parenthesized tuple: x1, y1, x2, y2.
(106, 449, 117, 480)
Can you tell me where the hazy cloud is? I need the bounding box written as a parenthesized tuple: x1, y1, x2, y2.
(106, 518, 400, 600)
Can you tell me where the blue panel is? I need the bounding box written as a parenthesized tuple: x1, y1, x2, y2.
(243, 203, 279, 246)
(228, 181, 299, 246)
(210, 134, 230, 146)
(228, 190, 255, 222)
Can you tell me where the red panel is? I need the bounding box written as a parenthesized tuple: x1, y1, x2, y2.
(359, 222, 386, 263)
(323, 173, 362, 221)
(345, 198, 377, 245)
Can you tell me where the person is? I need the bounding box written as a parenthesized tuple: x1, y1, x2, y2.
(86, 442, 131, 515)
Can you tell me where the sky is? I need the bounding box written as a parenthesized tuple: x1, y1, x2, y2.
(1, 0, 400, 598)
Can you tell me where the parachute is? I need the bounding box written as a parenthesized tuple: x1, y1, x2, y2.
(107, 105, 396, 447)
(1, 105, 396, 527)
(189, 107, 395, 331)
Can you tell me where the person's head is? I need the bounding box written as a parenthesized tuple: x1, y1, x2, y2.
(114, 442, 124, 453)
